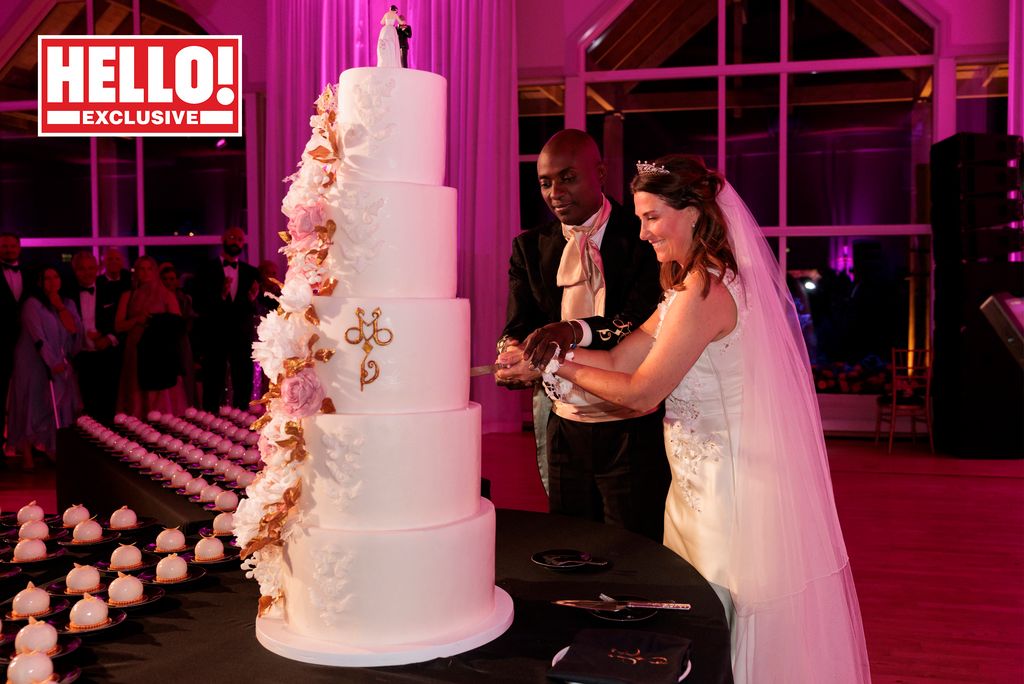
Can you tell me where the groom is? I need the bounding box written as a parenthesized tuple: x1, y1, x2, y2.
(396, 14, 412, 68)
(496, 129, 668, 542)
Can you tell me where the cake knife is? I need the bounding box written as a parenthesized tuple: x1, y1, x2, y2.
(469, 364, 502, 377)
(553, 599, 691, 612)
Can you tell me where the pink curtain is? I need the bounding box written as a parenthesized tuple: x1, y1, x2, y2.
(265, 0, 521, 431)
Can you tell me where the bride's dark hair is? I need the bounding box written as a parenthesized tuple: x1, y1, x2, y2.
(630, 154, 737, 296)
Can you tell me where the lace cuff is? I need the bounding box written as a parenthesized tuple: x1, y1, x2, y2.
(540, 348, 575, 401)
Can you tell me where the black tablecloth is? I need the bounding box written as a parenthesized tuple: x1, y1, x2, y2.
(4, 429, 733, 684)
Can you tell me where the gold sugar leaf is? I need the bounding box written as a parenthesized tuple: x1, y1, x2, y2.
(275, 437, 298, 449)
(313, 348, 335, 363)
(315, 248, 329, 265)
(278, 230, 291, 244)
(320, 397, 336, 414)
(285, 422, 303, 437)
(322, 219, 337, 240)
(307, 334, 320, 352)
(304, 306, 320, 327)
(257, 595, 275, 616)
(318, 278, 338, 296)
(250, 414, 271, 431)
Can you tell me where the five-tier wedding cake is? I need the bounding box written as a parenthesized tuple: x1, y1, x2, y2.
(239, 66, 513, 666)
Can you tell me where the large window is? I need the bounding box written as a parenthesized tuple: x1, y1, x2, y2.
(0, 0, 246, 285)
(519, 0, 962, 393)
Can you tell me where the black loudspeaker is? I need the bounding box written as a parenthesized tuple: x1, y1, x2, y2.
(930, 133, 1024, 458)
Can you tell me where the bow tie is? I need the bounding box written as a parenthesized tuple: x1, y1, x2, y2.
(223, 261, 238, 269)
(1, 263, 19, 272)
(80, 285, 95, 295)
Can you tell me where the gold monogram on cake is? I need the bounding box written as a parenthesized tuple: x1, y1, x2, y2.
(344, 307, 394, 390)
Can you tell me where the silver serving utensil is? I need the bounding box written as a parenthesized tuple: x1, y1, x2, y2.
(553, 599, 691, 612)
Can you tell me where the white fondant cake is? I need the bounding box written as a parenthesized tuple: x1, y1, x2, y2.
(312, 296, 470, 413)
(336, 68, 446, 185)
(247, 66, 512, 667)
(325, 181, 457, 298)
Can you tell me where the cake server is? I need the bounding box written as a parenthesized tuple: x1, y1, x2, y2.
(469, 364, 502, 377)
(553, 599, 691, 612)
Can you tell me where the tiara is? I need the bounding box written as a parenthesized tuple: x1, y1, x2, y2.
(636, 161, 670, 177)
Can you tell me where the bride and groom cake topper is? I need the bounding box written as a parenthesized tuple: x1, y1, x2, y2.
(377, 5, 412, 68)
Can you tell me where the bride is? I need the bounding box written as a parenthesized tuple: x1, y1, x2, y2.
(376, 5, 401, 68)
(512, 155, 872, 683)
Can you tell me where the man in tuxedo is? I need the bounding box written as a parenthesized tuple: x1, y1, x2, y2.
(191, 227, 260, 412)
(0, 232, 26, 456)
(495, 129, 669, 542)
(67, 250, 121, 422)
(396, 14, 412, 68)
(98, 247, 131, 301)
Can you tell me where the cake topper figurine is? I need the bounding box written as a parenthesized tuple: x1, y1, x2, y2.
(376, 5, 402, 68)
(396, 13, 412, 68)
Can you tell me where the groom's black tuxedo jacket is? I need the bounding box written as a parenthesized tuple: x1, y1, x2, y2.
(502, 199, 662, 349)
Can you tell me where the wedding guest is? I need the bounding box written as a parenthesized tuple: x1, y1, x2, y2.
(519, 155, 871, 682)
(0, 232, 26, 458)
(397, 14, 412, 68)
(66, 250, 121, 422)
(495, 129, 668, 541)
(160, 262, 198, 407)
(115, 256, 186, 417)
(191, 227, 260, 411)
(7, 265, 82, 469)
(98, 247, 131, 300)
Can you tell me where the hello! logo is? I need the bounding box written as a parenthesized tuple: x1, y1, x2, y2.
(38, 35, 242, 137)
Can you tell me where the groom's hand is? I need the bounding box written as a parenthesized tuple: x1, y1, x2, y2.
(523, 321, 578, 370)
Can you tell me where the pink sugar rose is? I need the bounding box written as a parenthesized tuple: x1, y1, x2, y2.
(287, 200, 326, 245)
(279, 369, 325, 418)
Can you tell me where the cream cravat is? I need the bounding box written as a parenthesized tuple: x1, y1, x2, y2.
(557, 197, 610, 320)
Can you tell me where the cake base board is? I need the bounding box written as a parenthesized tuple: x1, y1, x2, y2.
(254, 587, 514, 667)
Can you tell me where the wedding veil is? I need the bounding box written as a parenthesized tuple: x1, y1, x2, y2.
(717, 183, 871, 681)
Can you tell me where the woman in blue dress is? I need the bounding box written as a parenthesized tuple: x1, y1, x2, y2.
(7, 265, 82, 469)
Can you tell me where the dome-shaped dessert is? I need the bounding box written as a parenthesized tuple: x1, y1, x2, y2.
(154, 528, 186, 553)
(5, 650, 55, 684)
(12, 539, 47, 562)
(14, 617, 59, 655)
(194, 536, 225, 562)
(16, 501, 44, 525)
(108, 506, 138, 530)
(66, 564, 102, 593)
(61, 504, 90, 528)
(107, 573, 145, 606)
(69, 593, 110, 630)
(110, 544, 143, 571)
(11, 582, 50, 618)
(155, 554, 188, 582)
(72, 519, 103, 543)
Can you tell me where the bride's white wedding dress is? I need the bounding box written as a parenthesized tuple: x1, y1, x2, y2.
(654, 268, 871, 683)
(376, 12, 401, 68)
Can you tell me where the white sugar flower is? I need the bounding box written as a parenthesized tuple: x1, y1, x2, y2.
(277, 276, 314, 314)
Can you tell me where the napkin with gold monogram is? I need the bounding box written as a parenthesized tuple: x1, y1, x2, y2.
(548, 629, 692, 684)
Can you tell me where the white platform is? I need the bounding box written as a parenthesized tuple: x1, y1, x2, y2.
(255, 587, 514, 667)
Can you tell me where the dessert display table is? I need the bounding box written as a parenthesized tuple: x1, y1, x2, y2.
(1, 508, 732, 683)
(33, 426, 732, 682)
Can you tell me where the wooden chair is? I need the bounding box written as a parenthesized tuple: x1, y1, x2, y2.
(875, 348, 934, 453)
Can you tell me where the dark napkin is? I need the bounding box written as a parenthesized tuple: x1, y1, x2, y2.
(548, 628, 692, 684)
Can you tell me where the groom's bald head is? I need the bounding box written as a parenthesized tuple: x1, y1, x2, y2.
(537, 129, 606, 226)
